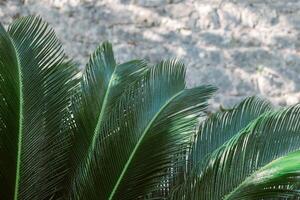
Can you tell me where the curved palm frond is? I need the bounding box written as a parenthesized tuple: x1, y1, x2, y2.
(67, 41, 149, 199)
(192, 97, 273, 171)
(69, 55, 216, 199)
(224, 150, 300, 199)
(0, 16, 78, 200)
(178, 104, 300, 200)
(170, 97, 273, 199)
(0, 20, 20, 200)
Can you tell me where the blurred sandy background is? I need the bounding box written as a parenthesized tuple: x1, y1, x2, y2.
(2, 0, 300, 108)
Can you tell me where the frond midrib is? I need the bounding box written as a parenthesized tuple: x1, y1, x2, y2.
(223, 152, 295, 200)
(220, 112, 289, 200)
(9, 35, 23, 200)
(91, 67, 116, 150)
(74, 64, 117, 196)
(108, 90, 184, 200)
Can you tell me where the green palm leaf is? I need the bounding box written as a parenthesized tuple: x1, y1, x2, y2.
(192, 97, 272, 171)
(192, 97, 273, 170)
(67, 42, 149, 199)
(69, 55, 216, 199)
(0, 16, 78, 199)
(225, 150, 300, 199)
(0, 20, 20, 200)
(170, 97, 273, 199)
(185, 104, 300, 199)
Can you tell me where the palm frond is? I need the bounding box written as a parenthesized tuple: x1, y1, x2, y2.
(68, 42, 149, 199)
(69, 56, 216, 199)
(224, 150, 300, 199)
(192, 96, 273, 172)
(184, 104, 300, 199)
(0, 16, 78, 199)
(0, 21, 20, 200)
(169, 97, 273, 199)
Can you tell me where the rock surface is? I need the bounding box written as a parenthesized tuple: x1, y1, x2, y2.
(1, 0, 300, 109)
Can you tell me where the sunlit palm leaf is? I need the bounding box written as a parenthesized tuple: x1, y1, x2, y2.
(69, 56, 216, 199)
(68, 42, 149, 199)
(0, 16, 78, 200)
(170, 97, 273, 199)
(192, 96, 273, 172)
(187, 105, 300, 199)
(225, 150, 300, 199)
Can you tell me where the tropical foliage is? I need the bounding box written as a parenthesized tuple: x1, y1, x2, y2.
(0, 16, 300, 200)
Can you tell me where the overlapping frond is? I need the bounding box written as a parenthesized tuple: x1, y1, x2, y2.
(225, 150, 300, 199)
(179, 104, 300, 199)
(1, 15, 300, 200)
(68, 42, 149, 199)
(192, 97, 273, 172)
(69, 56, 216, 199)
(0, 16, 78, 199)
(170, 97, 273, 199)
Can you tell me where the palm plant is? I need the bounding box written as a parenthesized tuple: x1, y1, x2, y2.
(0, 16, 300, 200)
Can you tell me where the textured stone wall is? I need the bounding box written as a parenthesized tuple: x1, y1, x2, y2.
(2, 0, 300, 108)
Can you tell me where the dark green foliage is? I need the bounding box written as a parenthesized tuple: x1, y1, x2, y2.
(0, 16, 78, 200)
(0, 16, 300, 200)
